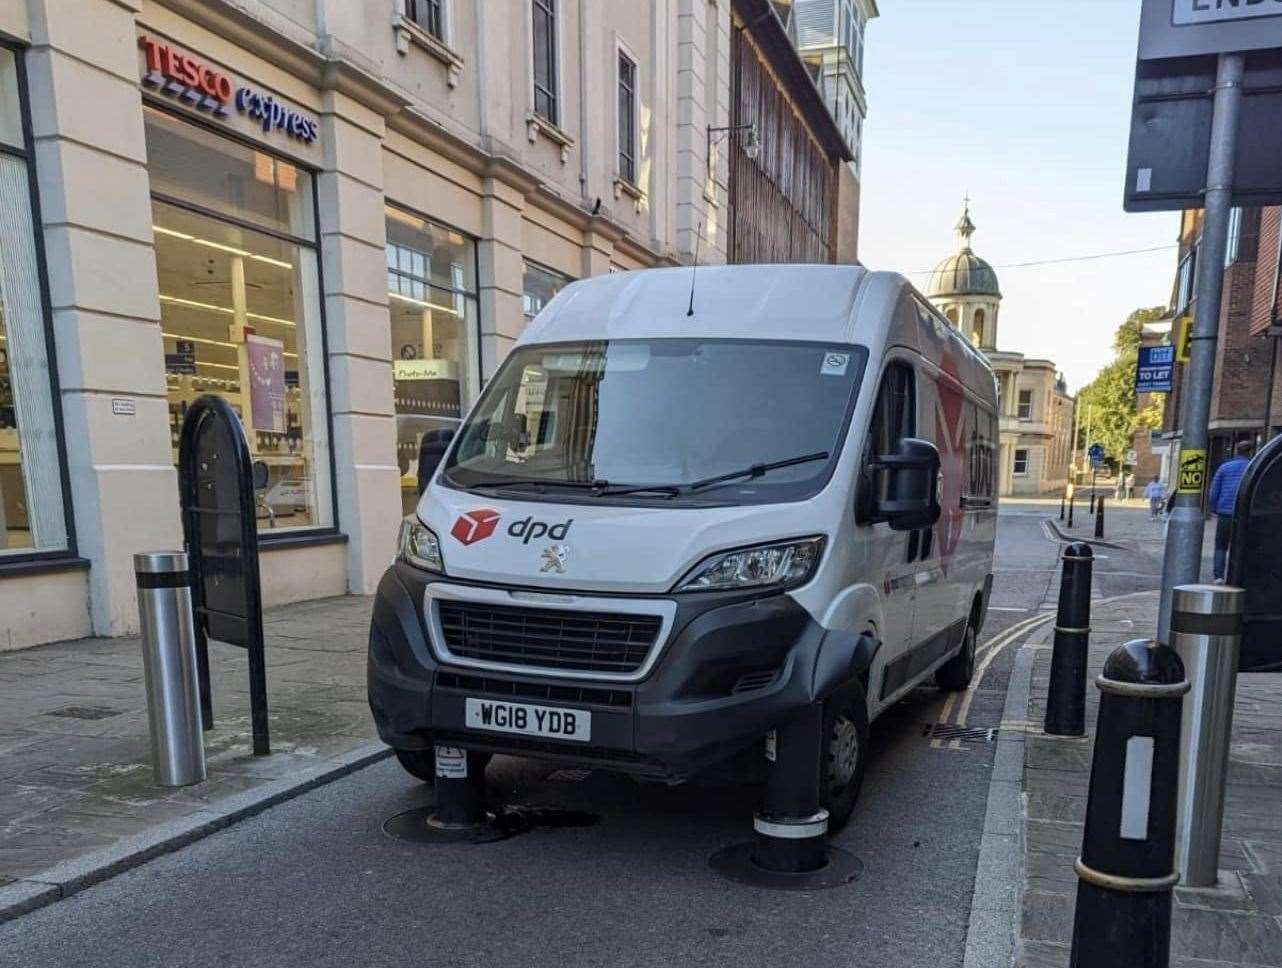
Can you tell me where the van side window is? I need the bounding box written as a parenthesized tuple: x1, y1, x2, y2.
(964, 401, 996, 506)
(860, 362, 915, 520)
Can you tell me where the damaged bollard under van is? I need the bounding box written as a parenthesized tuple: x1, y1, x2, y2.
(367, 264, 999, 877)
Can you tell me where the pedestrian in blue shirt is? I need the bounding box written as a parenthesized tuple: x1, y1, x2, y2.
(1208, 440, 1255, 582)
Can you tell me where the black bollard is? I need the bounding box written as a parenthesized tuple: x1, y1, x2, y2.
(753, 702, 828, 873)
(427, 745, 489, 832)
(1060, 489, 1067, 521)
(1070, 639, 1188, 968)
(1090, 491, 1097, 515)
(1095, 495, 1106, 540)
(1045, 542, 1094, 736)
(1068, 491, 1075, 528)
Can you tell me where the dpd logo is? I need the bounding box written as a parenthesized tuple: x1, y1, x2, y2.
(451, 509, 501, 546)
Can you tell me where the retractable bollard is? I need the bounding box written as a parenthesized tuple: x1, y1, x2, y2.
(1045, 543, 1093, 736)
(427, 745, 490, 834)
(1095, 496, 1106, 540)
(135, 552, 207, 787)
(1070, 639, 1188, 968)
(1172, 585, 1244, 888)
(753, 702, 828, 874)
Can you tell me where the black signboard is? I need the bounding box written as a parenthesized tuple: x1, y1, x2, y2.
(1228, 434, 1282, 673)
(178, 394, 270, 754)
(1125, 49, 1282, 213)
(165, 339, 197, 375)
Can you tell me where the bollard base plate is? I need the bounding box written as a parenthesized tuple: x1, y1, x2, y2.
(382, 805, 496, 844)
(709, 842, 863, 890)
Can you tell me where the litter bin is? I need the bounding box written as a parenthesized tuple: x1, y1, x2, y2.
(135, 551, 207, 787)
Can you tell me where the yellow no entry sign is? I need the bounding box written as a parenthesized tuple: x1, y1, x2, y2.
(1178, 448, 1207, 494)
(1175, 315, 1193, 364)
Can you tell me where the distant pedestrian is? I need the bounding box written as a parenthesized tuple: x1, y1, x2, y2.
(1144, 477, 1165, 519)
(1125, 472, 1135, 500)
(1208, 441, 1255, 582)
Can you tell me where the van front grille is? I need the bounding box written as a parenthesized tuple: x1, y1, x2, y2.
(437, 601, 661, 675)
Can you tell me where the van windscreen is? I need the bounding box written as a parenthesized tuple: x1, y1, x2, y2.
(442, 339, 868, 505)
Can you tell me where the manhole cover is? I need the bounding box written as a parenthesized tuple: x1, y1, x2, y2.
(923, 723, 997, 744)
(47, 705, 122, 721)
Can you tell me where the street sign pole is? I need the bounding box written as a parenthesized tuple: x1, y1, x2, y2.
(1158, 52, 1246, 643)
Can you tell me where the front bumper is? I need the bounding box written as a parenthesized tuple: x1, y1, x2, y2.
(367, 563, 855, 780)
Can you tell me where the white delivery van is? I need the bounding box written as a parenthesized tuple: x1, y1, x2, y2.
(368, 264, 999, 828)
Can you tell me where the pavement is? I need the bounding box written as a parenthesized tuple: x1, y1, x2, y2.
(0, 594, 383, 916)
(1011, 507, 1282, 968)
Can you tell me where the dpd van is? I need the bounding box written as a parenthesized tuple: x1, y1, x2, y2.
(367, 264, 999, 828)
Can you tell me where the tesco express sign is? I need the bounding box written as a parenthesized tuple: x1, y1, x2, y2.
(138, 35, 319, 146)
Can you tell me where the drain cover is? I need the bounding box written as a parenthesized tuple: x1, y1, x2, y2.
(47, 705, 122, 721)
(923, 723, 998, 744)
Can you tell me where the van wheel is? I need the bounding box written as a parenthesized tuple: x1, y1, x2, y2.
(393, 747, 493, 783)
(936, 623, 977, 692)
(820, 683, 870, 832)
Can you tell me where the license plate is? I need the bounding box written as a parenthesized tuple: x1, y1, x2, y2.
(464, 698, 591, 743)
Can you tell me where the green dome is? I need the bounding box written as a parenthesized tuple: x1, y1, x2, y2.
(928, 250, 1001, 298)
(928, 201, 1001, 298)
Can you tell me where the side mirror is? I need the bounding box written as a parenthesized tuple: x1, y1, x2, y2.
(417, 428, 456, 496)
(876, 437, 941, 532)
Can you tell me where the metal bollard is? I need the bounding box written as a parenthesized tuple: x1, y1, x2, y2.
(1068, 491, 1076, 528)
(1045, 542, 1093, 736)
(1172, 585, 1244, 888)
(1070, 639, 1189, 968)
(427, 745, 489, 833)
(135, 552, 206, 787)
(753, 702, 829, 874)
(1095, 496, 1106, 540)
(1089, 491, 1097, 515)
(1060, 489, 1067, 522)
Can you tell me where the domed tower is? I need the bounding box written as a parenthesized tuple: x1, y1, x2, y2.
(927, 199, 1001, 350)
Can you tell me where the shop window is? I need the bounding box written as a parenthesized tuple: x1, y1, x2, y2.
(1014, 448, 1029, 476)
(0, 46, 70, 556)
(532, 0, 559, 125)
(145, 108, 332, 534)
(406, 0, 445, 39)
(523, 261, 572, 319)
(385, 205, 479, 514)
(1017, 389, 1033, 421)
(618, 52, 637, 185)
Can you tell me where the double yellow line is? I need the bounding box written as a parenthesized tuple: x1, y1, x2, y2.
(931, 610, 1055, 750)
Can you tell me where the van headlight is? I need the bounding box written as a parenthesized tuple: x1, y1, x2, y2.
(397, 517, 444, 574)
(674, 537, 825, 593)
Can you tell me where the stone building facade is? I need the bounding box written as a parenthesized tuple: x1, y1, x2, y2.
(927, 202, 1074, 497)
(0, 0, 865, 650)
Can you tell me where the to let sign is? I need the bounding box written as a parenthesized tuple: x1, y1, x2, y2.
(1136, 345, 1175, 393)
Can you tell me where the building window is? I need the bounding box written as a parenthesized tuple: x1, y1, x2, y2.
(1017, 389, 1033, 421)
(523, 261, 572, 318)
(945, 306, 958, 325)
(405, 0, 444, 39)
(617, 51, 638, 185)
(973, 308, 986, 346)
(145, 107, 332, 534)
(1225, 206, 1242, 267)
(0, 46, 70, 556)
(1014, 448, 1029, 476)
(385, 206, 479, 514)
(532, 0, 559, 125)
(1176, 247, 1197, 314)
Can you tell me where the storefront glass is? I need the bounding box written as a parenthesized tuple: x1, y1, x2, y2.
(385, 205, 479, 513)
(522, 260, 572, 319)
(0, 46, 69, 556)
(145, 108, 332, 533)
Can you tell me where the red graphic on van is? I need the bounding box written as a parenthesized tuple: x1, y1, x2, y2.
(451, 509, 501, 546)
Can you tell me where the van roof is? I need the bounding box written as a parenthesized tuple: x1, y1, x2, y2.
(519, 264, 869, 345)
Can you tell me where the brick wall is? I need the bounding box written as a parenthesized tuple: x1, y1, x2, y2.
(1211, 252, 1269, 427)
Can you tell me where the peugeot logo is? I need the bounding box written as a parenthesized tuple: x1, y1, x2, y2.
(540, 545, 568, 574)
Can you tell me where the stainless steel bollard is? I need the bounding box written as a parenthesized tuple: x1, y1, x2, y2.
(1172, 584, 1243, 888)
(135, 551, 207, 787)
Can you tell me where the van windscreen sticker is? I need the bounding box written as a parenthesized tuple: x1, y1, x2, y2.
(820, 352, 850, 376)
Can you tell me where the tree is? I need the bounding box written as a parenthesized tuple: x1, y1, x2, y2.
(1076, 306, 1167, 465)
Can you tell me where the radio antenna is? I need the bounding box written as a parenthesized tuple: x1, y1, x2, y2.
(687, 221, 703, 317)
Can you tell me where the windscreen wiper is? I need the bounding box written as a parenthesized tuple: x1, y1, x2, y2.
(686, 451, 832, 492)
(465, 477, 606, 492)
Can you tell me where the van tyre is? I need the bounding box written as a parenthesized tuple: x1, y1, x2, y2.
(936, 622, 977, 692)
(820, 683, 870, 832)
(393, 747, 493, 783)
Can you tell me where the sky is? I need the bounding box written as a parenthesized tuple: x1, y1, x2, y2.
(857, 0, 1179, 393)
